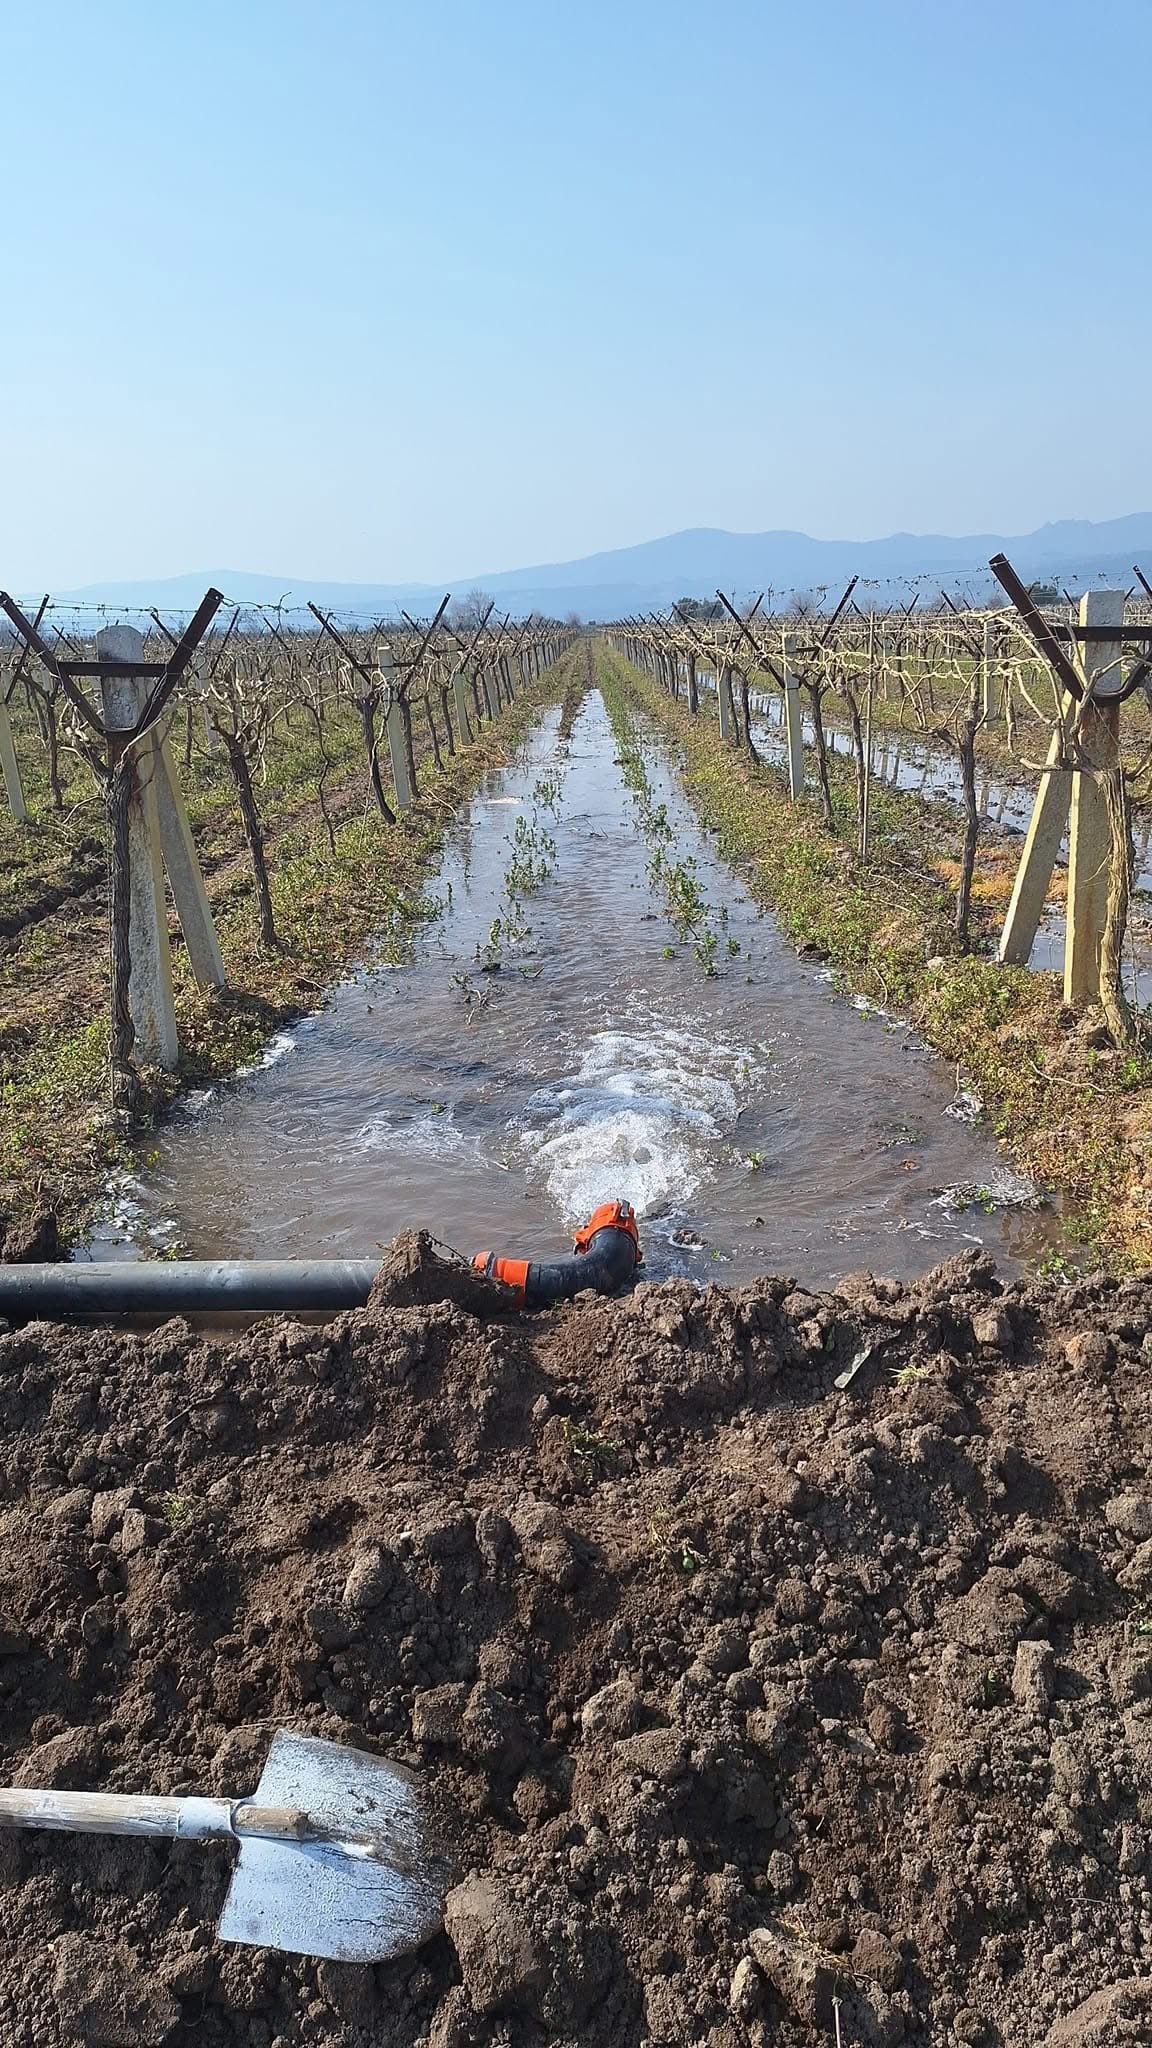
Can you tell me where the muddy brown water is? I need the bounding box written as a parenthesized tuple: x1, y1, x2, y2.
(85, 690, 1066, 1285)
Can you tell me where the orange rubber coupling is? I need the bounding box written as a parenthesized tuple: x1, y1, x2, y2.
(572, 1199, 642, 1262)
(471, 1252, 530, 1304)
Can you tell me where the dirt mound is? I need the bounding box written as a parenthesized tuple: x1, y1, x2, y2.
(1, 1246, 1151, 2044)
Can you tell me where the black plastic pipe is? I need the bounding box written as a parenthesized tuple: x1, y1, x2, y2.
(0, 1259, 380, 1319)
(473, 1223, 639, 1308)
(0, 1228, 641, 1324)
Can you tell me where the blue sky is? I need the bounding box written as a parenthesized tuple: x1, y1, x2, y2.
(3, 0, 1149, 587)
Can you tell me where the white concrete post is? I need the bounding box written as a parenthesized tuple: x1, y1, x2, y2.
(0, 683, 27, 821)
(998, 697, 1080, 967)
(154, 735, 226, 987)
(782, 633, 805, 798)
(717, 660, 735, 741)
(452, 669, 474, 747)
(1065, 589, 1124, 1005)
(380, 652, 412, 811)
(99, 626, 179, 1069)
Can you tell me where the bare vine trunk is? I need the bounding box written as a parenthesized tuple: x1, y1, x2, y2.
(424, 696, 444, 773)
(400, 694, 419, 798)
(358, 697, 397, 825)
(44, 696, 63, 810)
(740, 674, 760, 763)
(107, 754, 138, 1111)
(304, 704, 337, 855)
(954, 680, 983, 951)
(954, 733, 978, 950)
(439, 685, 456, 755)
(222, 733, 277, 947)
(843, 686, 868, 852)
(806, 684, 835, 829)
(1100, 766, 1136, 1048)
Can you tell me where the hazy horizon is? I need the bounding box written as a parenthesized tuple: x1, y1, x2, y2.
(42, 508, 1152, 599)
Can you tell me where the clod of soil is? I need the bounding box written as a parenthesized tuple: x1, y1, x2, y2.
(2, 1237, 1152, 2045)
(0, 1206, 61, 1264)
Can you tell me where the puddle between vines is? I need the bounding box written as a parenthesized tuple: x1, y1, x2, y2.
(82, 690, 1070, 1286)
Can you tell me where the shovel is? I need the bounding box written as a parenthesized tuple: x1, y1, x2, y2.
(0, 1728, 446, 1963)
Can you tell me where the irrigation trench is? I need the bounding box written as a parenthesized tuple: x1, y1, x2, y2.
(85, 678, 1065, 1283)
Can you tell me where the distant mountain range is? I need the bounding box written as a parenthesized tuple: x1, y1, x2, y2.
(37, 513, 1152, 623)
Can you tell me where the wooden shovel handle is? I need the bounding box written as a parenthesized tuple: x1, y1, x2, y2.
(0, 1791, 311, 1844)
(0, 1791, 234, 1839)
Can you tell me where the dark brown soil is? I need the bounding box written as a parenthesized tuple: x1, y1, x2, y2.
(2, 1234, 1152, 2046)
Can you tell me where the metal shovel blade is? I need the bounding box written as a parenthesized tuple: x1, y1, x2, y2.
(217, 1729, 445, 1963)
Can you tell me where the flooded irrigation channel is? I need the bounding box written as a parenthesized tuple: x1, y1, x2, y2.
(88, 691, 1066, 1286)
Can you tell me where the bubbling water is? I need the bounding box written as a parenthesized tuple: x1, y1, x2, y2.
(519, 1019, 762, 1221)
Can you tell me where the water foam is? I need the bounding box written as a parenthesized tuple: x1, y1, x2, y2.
(933, 1167, 1042, 1214)
(518, 1022, 759, 1221)
(355, 1107, 473, 1162)
(235, 1032, 296, 1079)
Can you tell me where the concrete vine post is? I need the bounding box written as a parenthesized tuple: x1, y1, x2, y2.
(1066, 591, 1125, 1010)
(380, 650, 413, 811)
(0, 667, 27, 821)
(781, 632, 805, 800)
(452, 665, 474, 747)
(998, 694, 1077, 967)
(995, 581, 1133, 1027)
(153, 728, 226, 989)
(99, 626, 180, 1080)
(716, 658, 735, 742)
